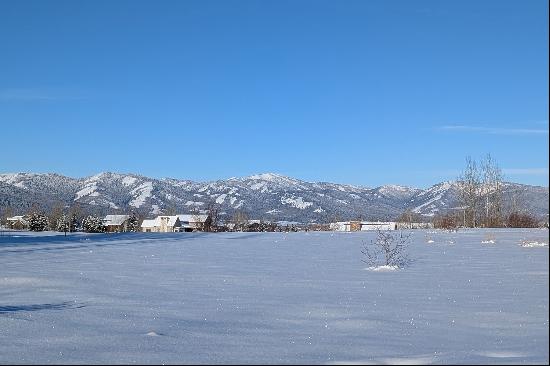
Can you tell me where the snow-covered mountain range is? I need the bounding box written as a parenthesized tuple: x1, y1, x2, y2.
(0, 172, 548, 222)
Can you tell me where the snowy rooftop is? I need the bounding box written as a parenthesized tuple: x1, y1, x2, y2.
(140, 219, 157, 228)
(102, 215, 130, 226)
(7, 215, 27, 221)
(177, 214, 209, 223)
(141, 215, 180, 228)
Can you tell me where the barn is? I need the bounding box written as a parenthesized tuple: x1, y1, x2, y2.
(102, 215, 130, 232)
(176, 214, 209, 232)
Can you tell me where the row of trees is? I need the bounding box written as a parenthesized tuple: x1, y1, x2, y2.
(454, 154, 546, 228)
(457, 154, 505, 227)
(432, 210, 542, 230)
(6, 210, 141, 233)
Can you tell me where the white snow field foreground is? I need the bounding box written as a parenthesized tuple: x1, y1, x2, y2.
(0, 229, 548, 364)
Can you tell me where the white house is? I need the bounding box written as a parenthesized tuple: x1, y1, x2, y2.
(176, 214, 209, 232)
(141, 219, 157, 232)
(102, 215, 130, 232)
(141, 216, 181, 232)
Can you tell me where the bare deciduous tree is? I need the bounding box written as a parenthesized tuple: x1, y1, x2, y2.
(69, 203, 85, 229)
(1, 206, 13, 228)
(480, 154, 503, 227)
(458, 154, 506, 228)
(433, 213, 458, 230)
(457, 156, 481, 228)
(48, 202, 65, 231)
(203, 202, 220, 232)
(397, 209, 422, 229)
(361, 229, 412, 268)
(230, 209, 249, 232)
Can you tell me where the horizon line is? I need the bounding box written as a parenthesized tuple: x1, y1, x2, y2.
(0, 170, 548, 189)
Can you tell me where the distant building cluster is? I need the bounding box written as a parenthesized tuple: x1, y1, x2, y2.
(329, 221, 433, 231)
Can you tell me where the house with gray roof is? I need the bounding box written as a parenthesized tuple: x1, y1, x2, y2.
(103, 215, 130, 232)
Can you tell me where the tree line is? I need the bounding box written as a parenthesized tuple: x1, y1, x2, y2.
(0, 203, 141, 233)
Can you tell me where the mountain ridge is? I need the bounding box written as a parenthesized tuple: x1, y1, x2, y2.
(0, 171, 548, 223)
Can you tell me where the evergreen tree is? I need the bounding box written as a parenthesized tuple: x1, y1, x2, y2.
(55, 213, 79, 233)
(82, 215, 105, 233)
(26, 212, 50, 231)
(69, 214, 79, 232)
(56, 214, 70, 233)
(127, 213, 139, 232)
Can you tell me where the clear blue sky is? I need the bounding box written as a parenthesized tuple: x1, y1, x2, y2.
(1, 0, 548, 188)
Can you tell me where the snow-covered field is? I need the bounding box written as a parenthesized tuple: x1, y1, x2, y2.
(0, 229, 548, 364)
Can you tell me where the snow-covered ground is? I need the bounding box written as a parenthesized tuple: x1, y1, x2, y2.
(0, 229, 548, 364)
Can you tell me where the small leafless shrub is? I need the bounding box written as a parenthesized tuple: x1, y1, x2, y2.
(361, 229, 412, 268)
(480, 232, 497, 244)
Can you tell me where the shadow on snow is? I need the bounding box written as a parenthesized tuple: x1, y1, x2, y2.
(0, 232, 206, 255)
(0, 301, 86, 314)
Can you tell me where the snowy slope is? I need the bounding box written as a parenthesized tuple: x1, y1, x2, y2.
(408, 181, 459, 217)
